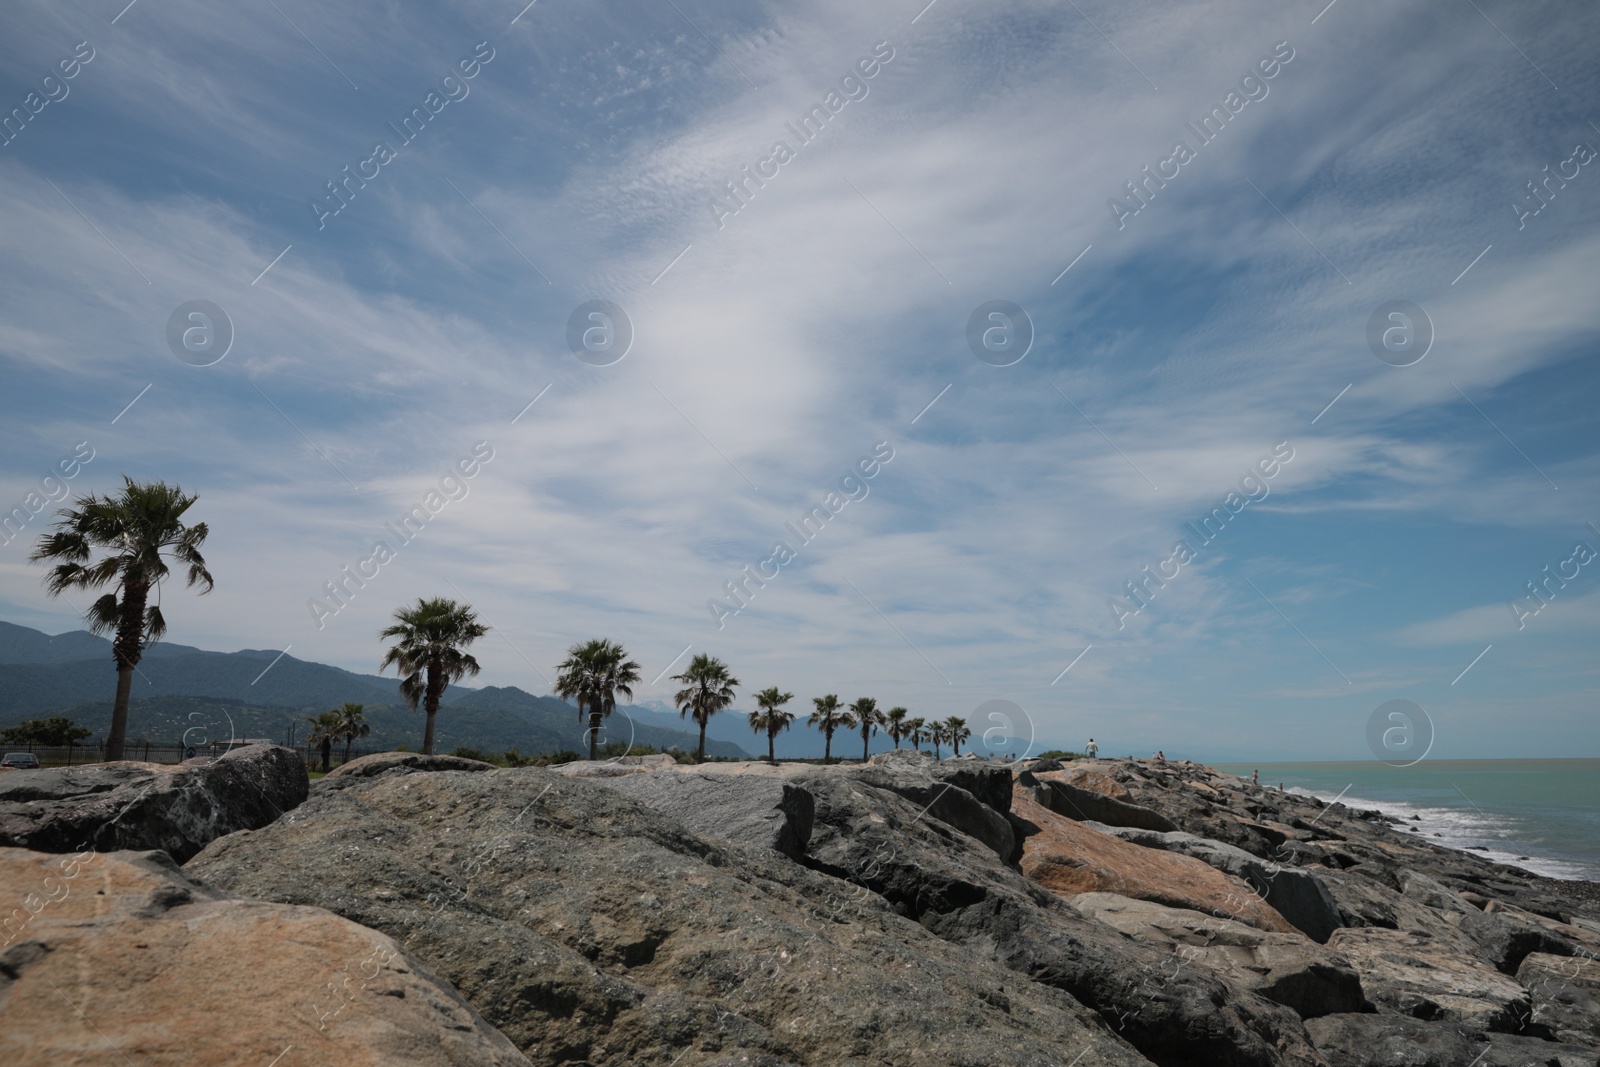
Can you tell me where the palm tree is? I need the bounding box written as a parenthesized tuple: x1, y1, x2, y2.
(944, 715, 972, 757)
(847, 697, 883, 762)
(748, 687, 796, 765)
(672, 653, 739, 762)
(906, 717, 927, 752)
(305, 709, 342, 772)
(809, 695, 847, 762)
(885, 707, 910, 749)
(554, 638, 642, 760)
(334, 702, 370, 765)
(929, 721, 947, 759)
(379, 597, 489, 756)
(30, 477, 213, 761)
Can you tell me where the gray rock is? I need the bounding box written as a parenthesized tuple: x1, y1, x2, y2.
(0, 744, 307, 862)
(1020, 771, 1180, 833)
(1520, 952, 1600, 1047)
(1327, 926, 1531, 1032)
(594, 771, 814, 859)
(794, 772, 1330, 1066)
(1063, 891, 1368, 1018)
(1469, 1033, 1600, 1066)
(867, 749, 1016, 815)
(1091, 824, 1343, 943)
(188, 765, 1157, 1067)
(840, 764, 1015, 861)
(326, 751, 497, 779)
(550, 753, 679, 777)
(1304, 1013, 1474, 1067)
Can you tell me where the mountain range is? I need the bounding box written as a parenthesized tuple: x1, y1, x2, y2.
(0, 621, 751, 758)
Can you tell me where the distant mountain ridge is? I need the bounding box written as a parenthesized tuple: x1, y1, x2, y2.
(0, 621, 751, 758)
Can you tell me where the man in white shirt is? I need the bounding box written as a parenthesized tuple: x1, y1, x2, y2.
(1085, 738, 1099, 758)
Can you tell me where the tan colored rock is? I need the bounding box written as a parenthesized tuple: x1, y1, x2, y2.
(1012, 789, 1296, 933)
(1054, 762, 1133, 801)
(1064, 891, 1366, 1018)
(1327, 926, 1530, 1032)
(0, 847, 529, 1067)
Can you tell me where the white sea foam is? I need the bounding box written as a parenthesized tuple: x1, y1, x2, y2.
(1287, 787, 1595, 881)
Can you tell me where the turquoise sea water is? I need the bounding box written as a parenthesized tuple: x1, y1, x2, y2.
(1212, 759, 1600, 882)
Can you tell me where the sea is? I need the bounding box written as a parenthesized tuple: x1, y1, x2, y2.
(1212, 759, 1600, 883)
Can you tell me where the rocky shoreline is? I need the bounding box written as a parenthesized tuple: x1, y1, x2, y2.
(3, 747, 1598, 1066)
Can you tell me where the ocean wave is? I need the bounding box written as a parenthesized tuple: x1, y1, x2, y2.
(1286, 786, 1597, 882)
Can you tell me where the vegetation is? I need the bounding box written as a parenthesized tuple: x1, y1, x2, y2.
(0, 716, 93, 747)
(748, 687, 796, 765)
(1036, 749, 1087, 760)
(334, 702, 370, 765)
(304, 709, 342, 772)
(30, 477, 213, 761)
(808, 695, 847, 762)
(943, 716, 971, 757)
(379, 597, 489, 756)
(671, 653, 739, 763)
(846, 697, 883, 762)
(906, 717, 927, 752)
(884, 706, 910, 749)
(554, 638, 641, 760)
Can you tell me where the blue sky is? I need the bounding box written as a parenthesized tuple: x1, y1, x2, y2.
(1, 0, 1597, 761)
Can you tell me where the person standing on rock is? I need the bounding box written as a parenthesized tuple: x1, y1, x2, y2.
(1252, 769, 1259, 786)
(1085, 738, 1098, 758)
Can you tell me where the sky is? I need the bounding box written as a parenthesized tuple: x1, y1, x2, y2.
(0, 0, 1596, 762)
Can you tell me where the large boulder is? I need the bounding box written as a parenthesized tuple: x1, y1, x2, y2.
(1013, 789, 1297, 934)
(1024, 769, 1179, 832)
(593, 771, 814, 859)
(326, 751, 497, 779)
(1307, 1013, 1600, 1067)
(664, 758, 1017, 862)
(0, 847, 529, 1066)
(550, 753, 679, 777)
(1313, 868, 1578, 973)
(1327, 926, 1531, 1032)
(1519, 952, 1600, 1047)
(1092, 824, 1343, 943)
(1304, 1014, 1475, 1067)
(842, 764, 1015, 861)
(188, 765, 1156, 1067)
(1064, 891, 1367, 1018)
(0, 744, 307, 862)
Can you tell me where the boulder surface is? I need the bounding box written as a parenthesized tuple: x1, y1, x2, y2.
(0, 847, 529, 1067)
(0, 744, 307, 862)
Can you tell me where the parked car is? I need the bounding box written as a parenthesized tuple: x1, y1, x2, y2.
(1, 752, 42, 769)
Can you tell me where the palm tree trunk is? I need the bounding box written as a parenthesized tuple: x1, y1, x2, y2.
(422, 662, 445, 756)
(587, 704, 603, 760)
(107, 664, 135, 761)
(823, 731, 831, 763)
(767, 730, 776, 765)
(343, 737, 353, 765)
(862, 728, 870, 762)
(697, 717, 708, 763)
(320, 738, 332, 773)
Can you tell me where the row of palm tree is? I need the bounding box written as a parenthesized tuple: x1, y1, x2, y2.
(28, 478, 972, 765)
(303, 702, 373, 772)
(805, 695, 971, 761)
